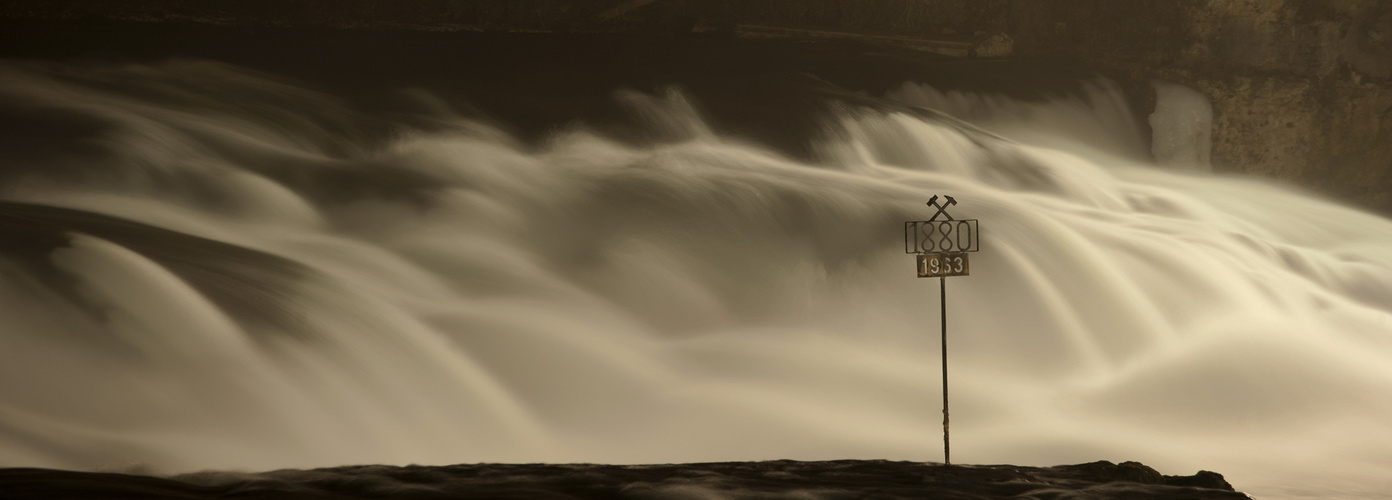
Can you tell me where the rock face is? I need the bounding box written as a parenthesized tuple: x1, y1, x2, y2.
(0, 460, 1249, 499)
(1105, 1, 1392, 212)
(1, 0, 1389, 211)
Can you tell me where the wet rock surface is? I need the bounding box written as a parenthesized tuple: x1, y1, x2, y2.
(0, 460, 1248, 499)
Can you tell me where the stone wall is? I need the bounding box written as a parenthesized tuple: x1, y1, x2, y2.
(1097, 0, 1392, 211)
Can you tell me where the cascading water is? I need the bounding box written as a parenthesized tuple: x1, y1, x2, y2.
(2, 58, 1391, 500)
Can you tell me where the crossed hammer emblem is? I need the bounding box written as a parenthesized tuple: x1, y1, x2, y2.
(926, 195, 957, 222)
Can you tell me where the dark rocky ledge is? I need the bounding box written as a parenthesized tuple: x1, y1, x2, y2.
(0, 460, 1248, 499)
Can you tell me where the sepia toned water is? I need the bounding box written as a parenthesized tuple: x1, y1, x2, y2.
(1, 59, 1390, 499)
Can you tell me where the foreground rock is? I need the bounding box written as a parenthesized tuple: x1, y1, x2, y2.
(0, 460, 1248, 499)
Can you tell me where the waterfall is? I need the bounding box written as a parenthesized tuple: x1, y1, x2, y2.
(1, 58, 1389, 500)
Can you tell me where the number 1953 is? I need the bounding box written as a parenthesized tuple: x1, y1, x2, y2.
(917, 252, 970, 278)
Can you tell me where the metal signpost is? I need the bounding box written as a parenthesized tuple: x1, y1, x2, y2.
(904, 195, 979, 466)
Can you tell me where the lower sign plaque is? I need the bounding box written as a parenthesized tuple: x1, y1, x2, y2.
(918, 252, 969, 278)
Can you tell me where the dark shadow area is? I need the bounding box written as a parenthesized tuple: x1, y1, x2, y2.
(0, 17, 1136, 160)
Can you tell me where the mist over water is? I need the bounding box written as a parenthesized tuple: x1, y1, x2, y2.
(2, 59, 1391, 500)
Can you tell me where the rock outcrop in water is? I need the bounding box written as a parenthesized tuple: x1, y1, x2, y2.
(0, 460, 1246, 499)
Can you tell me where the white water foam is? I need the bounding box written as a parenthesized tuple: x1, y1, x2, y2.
(1, 60, 1391, 499)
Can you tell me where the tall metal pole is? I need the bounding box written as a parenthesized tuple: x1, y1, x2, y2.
(940, 276, 950, 466)
(910, 196, 976, 467)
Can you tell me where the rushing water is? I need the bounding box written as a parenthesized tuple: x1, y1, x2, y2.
(2, 58, 1391, 500)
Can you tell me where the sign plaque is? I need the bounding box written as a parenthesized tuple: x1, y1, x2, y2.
(917, 252, 969, 278)
(904, 195, 980, 260)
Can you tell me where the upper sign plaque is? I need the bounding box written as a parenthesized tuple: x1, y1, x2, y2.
(904, 195, 980, 254)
